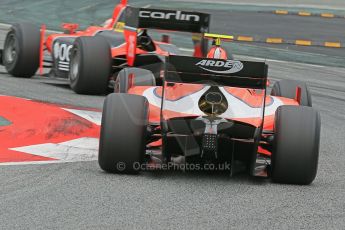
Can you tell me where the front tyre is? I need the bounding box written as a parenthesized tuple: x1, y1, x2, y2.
(115, 68, 156, 93)
(271, 79, 312, 107)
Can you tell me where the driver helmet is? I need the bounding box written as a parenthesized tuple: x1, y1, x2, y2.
(207, 46, 228, 59)
(207, 38, 230, 60)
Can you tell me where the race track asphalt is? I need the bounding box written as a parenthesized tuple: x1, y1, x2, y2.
(1, 18, 345, 230)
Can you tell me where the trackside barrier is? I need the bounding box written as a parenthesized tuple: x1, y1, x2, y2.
(212, 35, 343, 48)
(272, 10, 345, 19)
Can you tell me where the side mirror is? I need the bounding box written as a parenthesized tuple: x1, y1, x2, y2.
(61, 23, 79, 34)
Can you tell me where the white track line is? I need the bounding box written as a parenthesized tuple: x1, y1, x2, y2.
(63, 108, 102, 125)
(6, 137, 99, 165)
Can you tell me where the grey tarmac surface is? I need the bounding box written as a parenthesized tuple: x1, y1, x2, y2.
(209, 11, 345, 50)
(208, 9, 345, 60)
(1, 43, 345, 230)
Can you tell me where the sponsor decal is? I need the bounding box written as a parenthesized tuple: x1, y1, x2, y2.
(125, 29, 137, 66)
(139, 10, 200, 22)
(53, 42, 73, 71)
(114, 22, 125, 32)
(195, 59, 244, 74)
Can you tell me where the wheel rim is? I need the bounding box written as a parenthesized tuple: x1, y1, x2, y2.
(69, 48, 79, 82)
(4, 34, 17, 64)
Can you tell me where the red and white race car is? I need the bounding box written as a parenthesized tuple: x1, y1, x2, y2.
(98, 36, 321, 185)
(0, 0, 210, 94)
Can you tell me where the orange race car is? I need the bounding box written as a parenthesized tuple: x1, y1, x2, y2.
(0, 0, 210, 94)
(98, 35, 321, 185)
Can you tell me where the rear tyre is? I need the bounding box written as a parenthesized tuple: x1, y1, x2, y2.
(115, 68, 156, 93)
(2, 23, 40, 78)
(69, 36, 111, 95)
(271, 105, 321, 185)
(271, 79, 312, 106)
(98, 93, 149, 174)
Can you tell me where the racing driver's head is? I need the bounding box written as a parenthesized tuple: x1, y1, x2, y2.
(207, 38, 234, 60)
(207, 46, 228, 60)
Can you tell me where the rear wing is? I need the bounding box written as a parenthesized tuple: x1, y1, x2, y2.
(125, 6, 210, 33)
(165, 56, 268, 89)
(124, 6, 210, 65)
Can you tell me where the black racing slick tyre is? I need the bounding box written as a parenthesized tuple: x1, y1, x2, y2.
(2, 23, 40, 78)
(271, 105, 321, 185)
(271, 79, 312, 107)
(98, 93, 149, 174)
(69, 36, 111, 95)
(115, 68, 156, 93)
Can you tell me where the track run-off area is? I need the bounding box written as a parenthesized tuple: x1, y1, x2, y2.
(0, 1, 345, 229)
